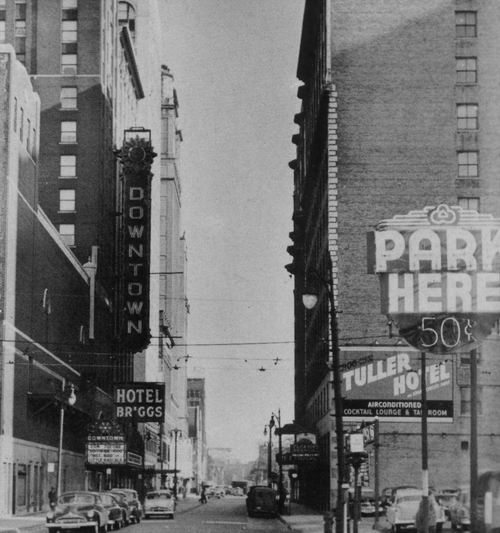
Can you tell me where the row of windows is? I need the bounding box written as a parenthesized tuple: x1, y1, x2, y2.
(455, 10, 479, 212)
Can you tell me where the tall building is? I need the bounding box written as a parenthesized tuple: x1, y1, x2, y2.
(0, 43, 117, 515)
(288, 0, 500, 511)
(0, 0, 191, 513)
(187, 378, 208, 489)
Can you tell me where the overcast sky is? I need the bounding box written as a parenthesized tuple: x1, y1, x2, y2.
(162, 0, 305, 462)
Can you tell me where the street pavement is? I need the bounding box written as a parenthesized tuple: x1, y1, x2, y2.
(280, 502, 390, 533)
(0, 496, 395, 533)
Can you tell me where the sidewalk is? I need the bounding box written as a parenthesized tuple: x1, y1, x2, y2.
(0, 494, 202, 533)
(279, 503, 390, 533)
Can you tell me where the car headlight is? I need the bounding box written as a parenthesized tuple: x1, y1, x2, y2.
(46, 513, 55, 522)
(86, 511, 94, 519)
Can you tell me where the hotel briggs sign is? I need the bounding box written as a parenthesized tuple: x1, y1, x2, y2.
(368, 205, 500, 353)
(119, 133, 157, 353)
(114, 382, 165, 422)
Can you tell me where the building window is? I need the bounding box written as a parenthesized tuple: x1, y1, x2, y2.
(61, 20, 77, 42)
(60, 155, 76, 177)
(62, 0, 77, 20)
(456, 11, 477, 38)
(15, 20, 26, 36)
(61, 121, 76, 143)
(458, 197, 480, 211)
(61, 53, 77, 74)
(15, 36, 26, 64)
(60, 87, 77, 109)
(118, 1, 136, 41)
(457, 104, 478, 130)
(59, 189, 75, 212)
(15, 0, 26, 21)
(458, 151, 478, 178)
(59, 224, 75, 247)
(456, 57, 477, 84)
(0, 21, 5, 42)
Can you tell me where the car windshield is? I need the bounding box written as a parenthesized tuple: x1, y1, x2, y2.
(398, 495, 420, 503)
(60, 493, 95, 505)
(147, 492, 171, 500)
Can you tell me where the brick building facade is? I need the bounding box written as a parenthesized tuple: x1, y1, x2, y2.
(288, 0, 500, 511)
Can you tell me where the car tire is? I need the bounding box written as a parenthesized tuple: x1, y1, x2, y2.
(436, 523, 443, 533)
(99, 523, 106, 533)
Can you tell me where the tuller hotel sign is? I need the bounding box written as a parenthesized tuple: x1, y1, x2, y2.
(118, 130, 157, 352)
(368, 204, 500, 353)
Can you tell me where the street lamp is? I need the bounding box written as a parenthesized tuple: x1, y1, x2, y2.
(263, 420, 274, 486)
(270, 410, 284, 513)
(57, 379, 76, 497)
(302, 254, 346, 533)
(170, 429, 182, 497)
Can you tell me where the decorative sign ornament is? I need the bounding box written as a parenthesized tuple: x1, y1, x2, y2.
(368, 204, 500, 353)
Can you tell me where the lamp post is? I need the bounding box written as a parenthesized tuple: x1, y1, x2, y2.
(264, 420, 274, 486)
(57, 379, 76, 497)
(170, 429, 181, 497)
(302, 254, 345, 533)
(271, 410, 284, 513)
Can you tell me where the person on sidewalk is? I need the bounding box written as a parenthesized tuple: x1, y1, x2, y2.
(415, 493, 437, 533)
(199, 486, 207, 504)
(48, 487, 57, 508)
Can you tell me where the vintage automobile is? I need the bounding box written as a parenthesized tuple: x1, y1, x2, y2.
(436, 489, 459, 520)
(104, 491, 131, 526)
(143, 490, 175, 519)
(46, 491, 109, 533)
(449, 488, 470, 531)
(246, 485, 278, 518)
(98, 493, 125, 530)
(386, 489, 445, 533)
(110, 489, 142, 524)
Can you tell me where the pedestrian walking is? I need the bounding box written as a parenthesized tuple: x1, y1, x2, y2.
(199, 485, 207, 504)
(415, 493, 437, 533)
(48, 486, 57, 507)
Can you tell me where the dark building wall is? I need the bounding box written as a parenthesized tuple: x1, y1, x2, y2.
(331, 1, 457, 341)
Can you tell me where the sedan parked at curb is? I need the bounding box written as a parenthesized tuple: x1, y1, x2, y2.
(110, 489, 142, 524)
(99, 493, 124, 530)
(46, 491, 108, 533)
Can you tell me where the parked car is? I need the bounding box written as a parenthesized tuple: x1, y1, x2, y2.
(214, 486, 225, 498)
(449, 488, 470, 531)
(436, 489, 459, 520)
(99, 493, 125, 530)
(386, 489, 445, 533)
(143, 490, 175, 519)
(246, 485, 278, 517)
(105, 491, 131, 526)
(110, 489, 142, 524)
(46, 491, 109, 533)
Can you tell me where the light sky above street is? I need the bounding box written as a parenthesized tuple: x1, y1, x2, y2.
(162, 0, 305, 462)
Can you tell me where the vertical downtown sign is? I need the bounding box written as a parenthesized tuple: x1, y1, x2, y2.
(119, 134, 157, 353)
